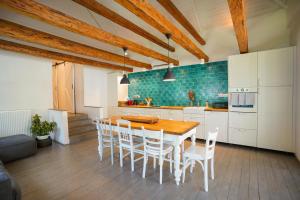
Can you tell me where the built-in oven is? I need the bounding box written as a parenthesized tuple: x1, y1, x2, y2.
(228, 87, 257, 113)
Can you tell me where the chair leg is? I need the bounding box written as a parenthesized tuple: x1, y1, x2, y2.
(182, 157, 186, 183)
(169, 153, 172, 174)
(190, 160, 194, 173)
(110, 141, 114, 165)
(130, 149, 135, 172)
(119, 146, 123, 167)
(142, 154, 147, 178)
(211, 157, 214, 180)
(204, 159, 208, 192)
(153, 157, 156, 169)
(159, 156, 163, 184)
(98, 143, 103, 161)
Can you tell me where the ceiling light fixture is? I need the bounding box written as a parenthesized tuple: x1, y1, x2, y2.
(163, 33, 176, 81)
(120, 47, 130, 85)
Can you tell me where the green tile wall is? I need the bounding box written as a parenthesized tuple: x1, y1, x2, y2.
(128, 61, 228, 106)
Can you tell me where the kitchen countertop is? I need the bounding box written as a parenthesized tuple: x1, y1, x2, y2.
(118, 105, 185, 110)
(118, 105, 228, 112)
(204, 108, 228, 112)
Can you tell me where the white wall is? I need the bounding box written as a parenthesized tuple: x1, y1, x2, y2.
(117, 76, 128, 101)
(288, 0, 300, 161)
(107, 72, 129, 116)
(83, 67, 107, 107)
(74, 64, 109, 120)
(0, 50, 53, 119)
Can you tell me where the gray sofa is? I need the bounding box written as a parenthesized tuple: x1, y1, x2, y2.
(0, 161, 21, 200)
(0, 134, 37, 200)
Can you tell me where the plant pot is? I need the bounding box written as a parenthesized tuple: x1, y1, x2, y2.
(36, 136, 52, 148)
(36, 135, 49, 140)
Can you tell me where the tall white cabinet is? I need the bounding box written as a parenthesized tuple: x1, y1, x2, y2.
(228, 52, 258, 147)
(228, 47, 295, 152)
(228, 52, 258, 88)
(257, 47, 295, 152)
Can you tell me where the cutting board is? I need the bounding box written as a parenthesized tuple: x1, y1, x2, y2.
(121, 115, 159, 124)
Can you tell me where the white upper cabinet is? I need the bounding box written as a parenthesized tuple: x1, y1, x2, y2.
(258, 87, 294, 152)
(228, 52, 258, 88)
(258, 47, 294, 87)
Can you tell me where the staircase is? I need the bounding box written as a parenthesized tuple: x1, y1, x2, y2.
(68, 113, 97, 144)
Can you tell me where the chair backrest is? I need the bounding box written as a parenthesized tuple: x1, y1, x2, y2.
(96, 118, 112, 140)
(142, 127, 164, 155)
(205, 128, 219, 159)
(117, 119, 133, 146)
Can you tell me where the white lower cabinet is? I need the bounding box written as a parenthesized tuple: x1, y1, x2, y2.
(228, 112, 257, 147)
(144, 109, 161, 118)
(205, 111, 228, 143)
(229, 128, 257, 147)
(168, 110, 183, 120)
(229, 112, 257, 129)
(184, 114, 205, 139)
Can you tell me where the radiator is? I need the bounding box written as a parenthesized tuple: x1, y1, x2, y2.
(0, 110, 31, 137)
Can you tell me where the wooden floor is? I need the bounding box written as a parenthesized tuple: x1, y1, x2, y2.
(5, 138, 300, 200)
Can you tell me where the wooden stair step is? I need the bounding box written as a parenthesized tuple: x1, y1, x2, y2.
(69, 130, 97, 144)
(68, 113, 89, 122)
(68, 119, 93, 129)
(69, 124, 96, 136)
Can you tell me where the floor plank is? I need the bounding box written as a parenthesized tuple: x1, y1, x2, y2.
(3, 139, 300, 200)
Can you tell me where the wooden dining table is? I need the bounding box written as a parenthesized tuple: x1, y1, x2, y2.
(107, 116, 200, 185)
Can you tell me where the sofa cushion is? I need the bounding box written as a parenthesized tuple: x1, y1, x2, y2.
(0, 134, 37, 163)
(0, 134, 35, 147)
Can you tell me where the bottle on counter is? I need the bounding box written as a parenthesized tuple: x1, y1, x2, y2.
(198, 99, 202, 107)
(205, 100, 209, 108)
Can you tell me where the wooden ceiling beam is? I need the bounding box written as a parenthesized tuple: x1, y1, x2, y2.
(0, 39, 133, 72)
(73, 0, 175, 52)
(115, 0, 209, 62)
(0, 0, 179, 65)
(157, 0, 206, 45)
(227, 0, 248, 53)
(0, 19, 151, 69)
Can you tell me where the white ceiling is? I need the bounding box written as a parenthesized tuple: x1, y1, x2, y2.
(0, 0, 290, 71)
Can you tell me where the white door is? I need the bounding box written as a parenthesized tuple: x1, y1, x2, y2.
(258, 47, 294, 87)
(228, 52, 258, 88)
(205, 111, 228, 143)
(258, 86, 294, 152)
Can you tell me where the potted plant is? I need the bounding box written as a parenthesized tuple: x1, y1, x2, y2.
(31, 114, 56, 141)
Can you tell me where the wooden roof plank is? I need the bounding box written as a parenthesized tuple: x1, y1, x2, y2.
(227, 0, 248, 53)
(0, 0, 179, 65)
(0, 19, 151, 69)
(0, 39, 133, 72)
(73, 0, 175, 52)
(115, 0, 209, 61)
(157, 0, 206, 45)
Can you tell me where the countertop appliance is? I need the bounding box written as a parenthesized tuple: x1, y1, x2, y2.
(211, 102, 228, 109)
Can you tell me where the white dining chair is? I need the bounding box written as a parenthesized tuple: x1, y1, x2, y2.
(96, 118, 118, 165)
(117, 119, 144, 172)
(142, 127, 173, 184)
(182, 128, 219, 192)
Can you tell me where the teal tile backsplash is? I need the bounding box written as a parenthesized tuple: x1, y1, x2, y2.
(128, 61, 228, 106)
